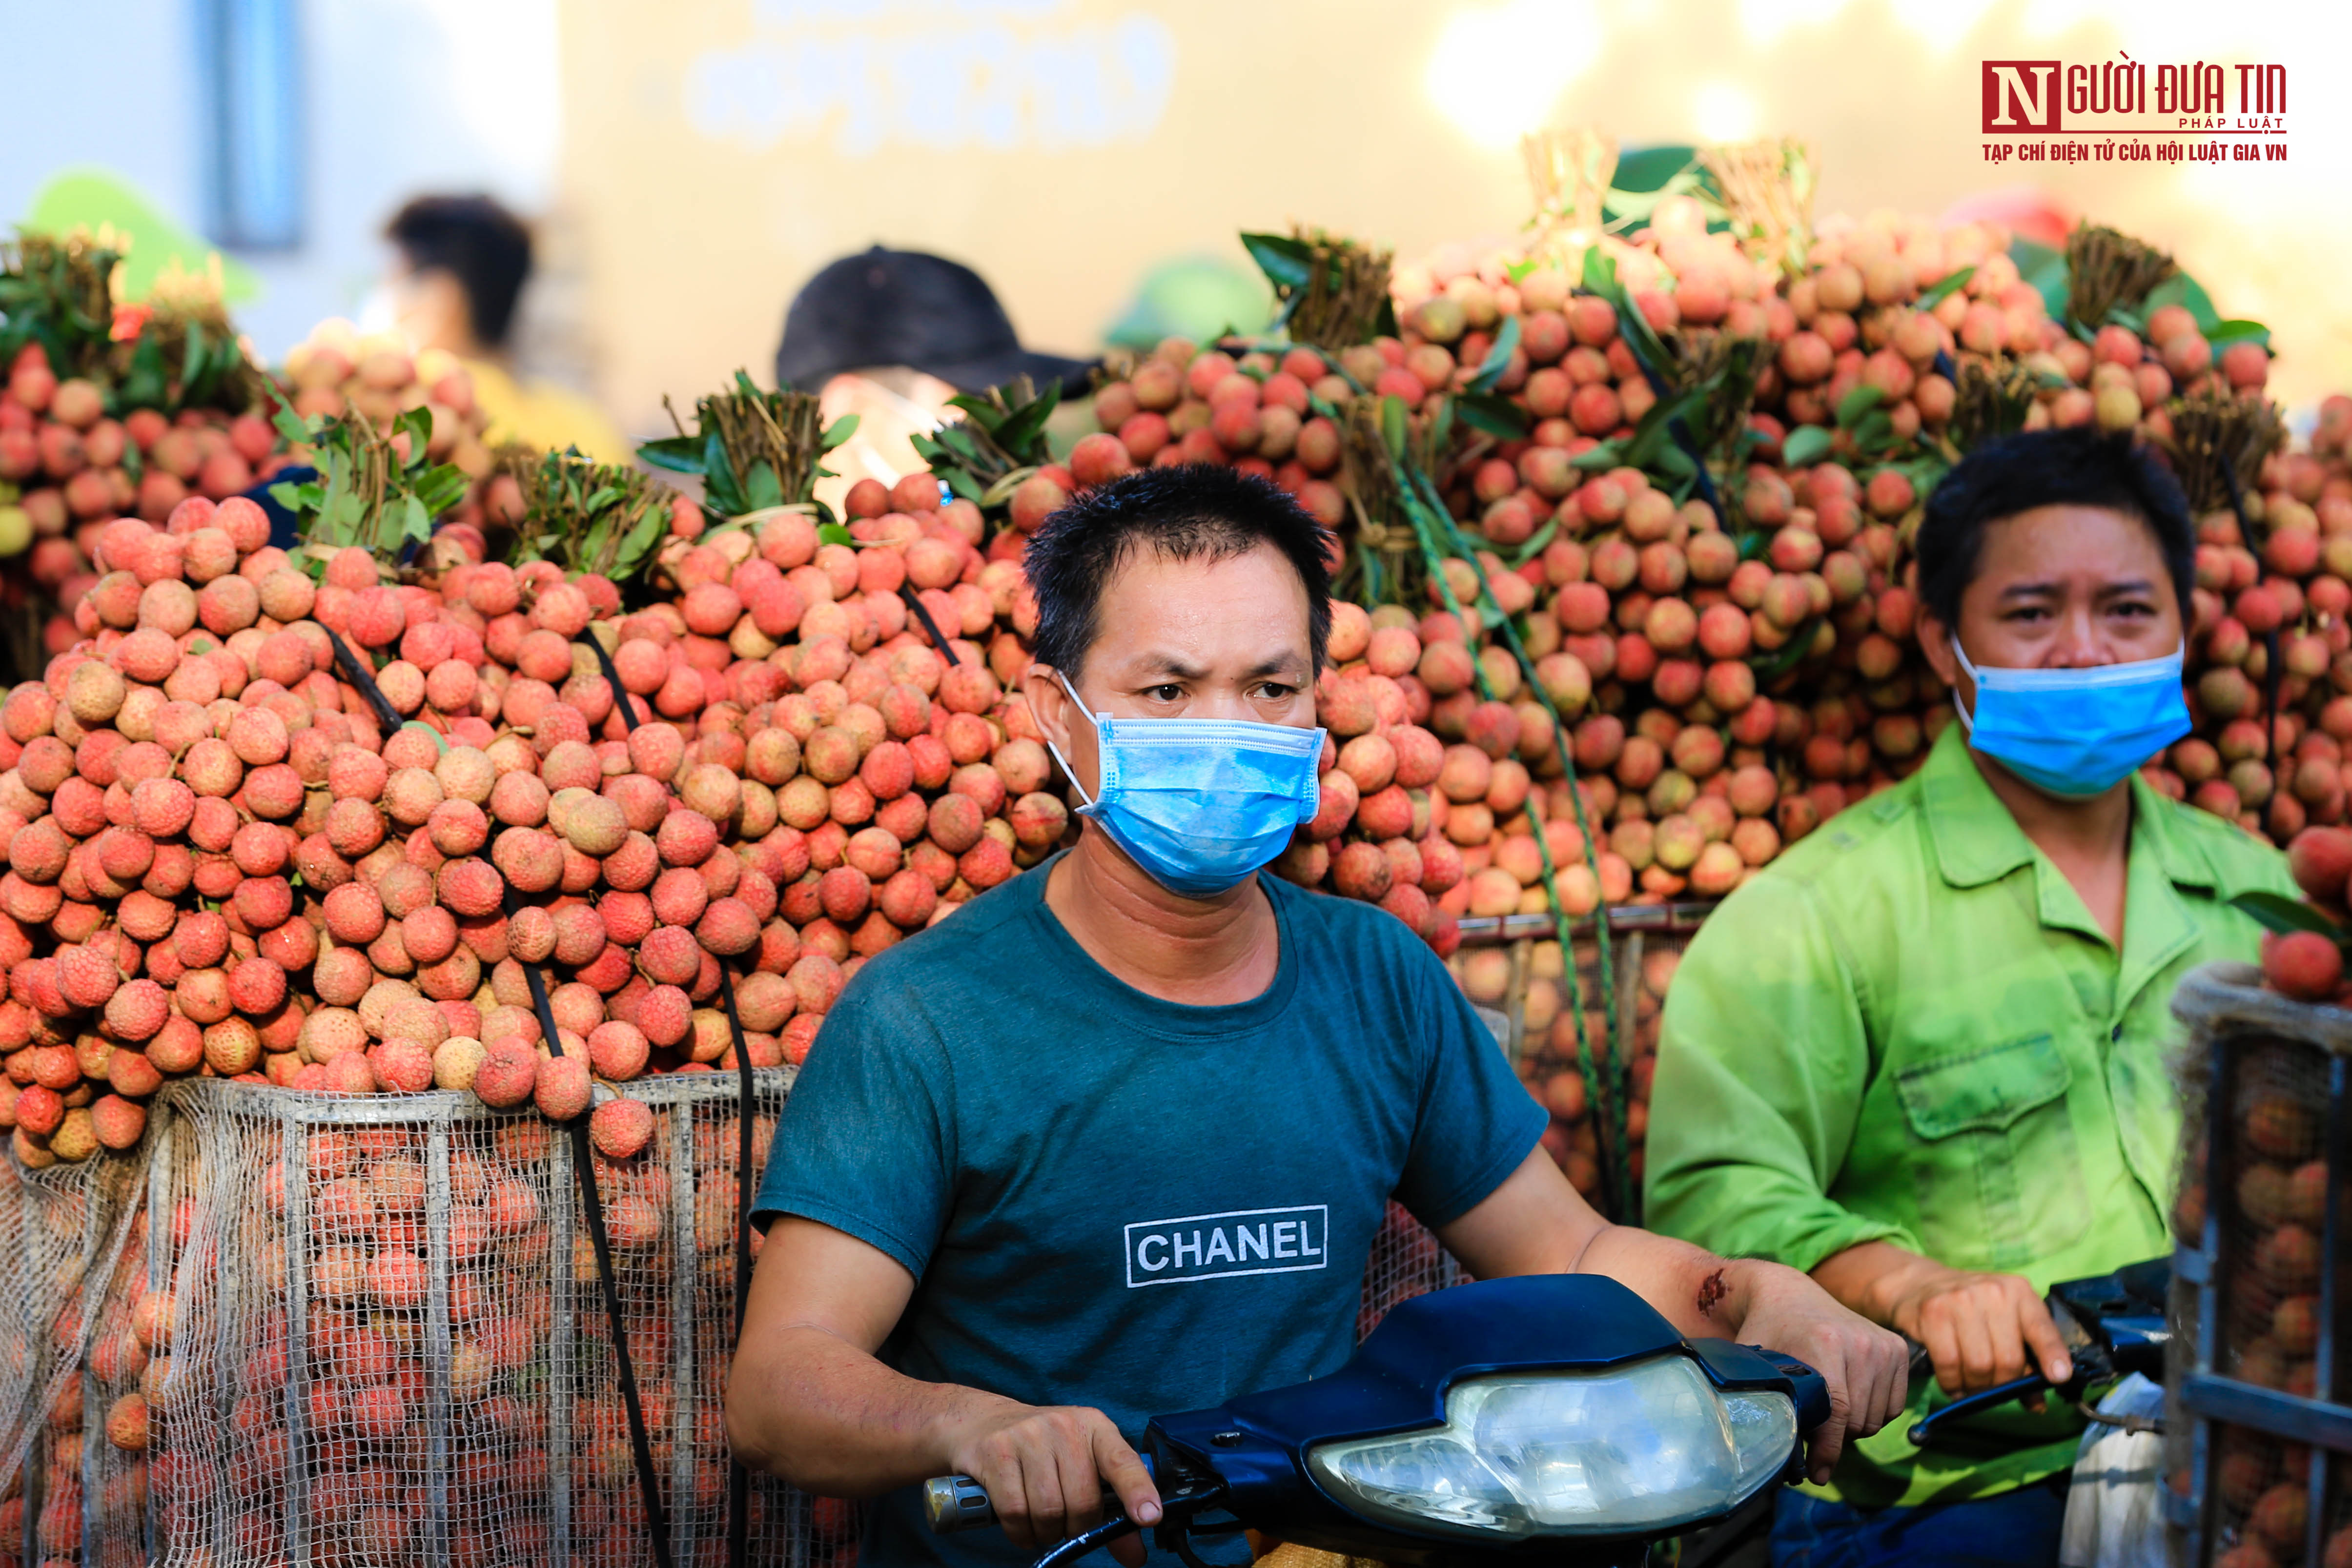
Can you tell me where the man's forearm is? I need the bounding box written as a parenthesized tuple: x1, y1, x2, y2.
(1573, 1223, 1760, 1340)
(727, 1323, 1016, 1496)
(1811, 1240, 1939, 1324)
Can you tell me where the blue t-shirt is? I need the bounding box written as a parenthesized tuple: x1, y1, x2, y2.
(750, 853, 1545, 1566)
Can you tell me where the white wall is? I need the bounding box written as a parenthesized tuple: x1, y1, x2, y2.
(0, 0, 203, 234)
(0, 0, 563, 364)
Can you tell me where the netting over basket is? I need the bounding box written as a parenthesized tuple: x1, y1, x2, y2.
(0, 1136, 147, 1568)
(1357, 1201, 1460, 1342)
(1353, 1009, 1498, 1341)
(137, 1071, 860, 1568)
(2184, 1034, 2344, 1563)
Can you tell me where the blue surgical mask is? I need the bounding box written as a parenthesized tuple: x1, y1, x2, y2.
(1952, 639, 2191, 798)
(1044, 672, 1325, 899)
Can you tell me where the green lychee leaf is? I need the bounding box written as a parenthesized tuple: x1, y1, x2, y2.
(1851, 409, 1897, 455)
(1749, 615, 1824, 680)
(1835, 385, 1886, 429)
(1915, 265, 1977, 311)
(394, 406, 433, 467)
(2144, 272, 2221, 333)
(1455, 392, 1528, 441)
(2009, 237, 2070, 321)
(269, 388, 313, 449)
(1239, 232, 1316, 292)
(1780, 425, 1834, 468)
(636, 435, 706, 476)
(2208, 319, 2272, 352)
(743, 460, 785, 513)
(2232, 890, 2344, 941)
(991, 382, 1062, 460)
(1467, 314, 1522, 394)
(1508, 515, 1561, 568)
(120, 331, 169, 411)
(946, 392, 1007, 433)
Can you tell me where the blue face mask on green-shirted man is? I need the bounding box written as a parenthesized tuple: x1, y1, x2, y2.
(1951, 639, 2192, 798)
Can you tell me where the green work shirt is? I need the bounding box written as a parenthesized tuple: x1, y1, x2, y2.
(1642, 723, 2292, 1509)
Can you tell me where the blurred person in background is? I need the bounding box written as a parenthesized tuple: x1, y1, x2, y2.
(775, 246, 1093, 516)
(382, 194, 627, 463)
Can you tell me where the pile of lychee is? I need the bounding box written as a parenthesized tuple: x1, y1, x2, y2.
(0, 463, 1070, 1164)
(1101, 198, 2333, 1213)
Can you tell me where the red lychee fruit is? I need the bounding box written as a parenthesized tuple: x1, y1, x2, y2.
(2264, 930, 2344, 1001)
(590, 1098, 655, 1160)
(472, 1040, 538, 1109)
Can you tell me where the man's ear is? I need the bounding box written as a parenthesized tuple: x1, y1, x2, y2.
(1917, 611, 1963, 700)
(1023, 662, 1073, 755)
(1025, 662, 1101, 802)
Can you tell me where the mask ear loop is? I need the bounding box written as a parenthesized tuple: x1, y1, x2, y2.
(1043, 669, 1102, 810)
(1950, 636, 1981, 735)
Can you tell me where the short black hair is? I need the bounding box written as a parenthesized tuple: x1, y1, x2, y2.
(386, 196, 533, 349)
(1025, 466, 1335, 682)
(1916, 426, 2196, 628)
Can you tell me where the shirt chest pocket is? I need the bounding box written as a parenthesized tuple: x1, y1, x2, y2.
(1891, 1033, 2090, 1271)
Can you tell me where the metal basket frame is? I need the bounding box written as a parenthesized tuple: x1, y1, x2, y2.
(2170, 961, 2352, 1565)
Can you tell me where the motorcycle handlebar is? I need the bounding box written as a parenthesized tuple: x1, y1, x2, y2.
(924, 1475, 996, 1533)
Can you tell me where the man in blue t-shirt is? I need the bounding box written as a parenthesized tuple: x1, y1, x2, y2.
(727, 466, 1908, 1566)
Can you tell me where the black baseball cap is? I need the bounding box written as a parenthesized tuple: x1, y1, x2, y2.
(774, 246, 1095, 397)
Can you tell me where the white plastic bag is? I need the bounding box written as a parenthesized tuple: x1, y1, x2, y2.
(2059, 1373, 2180, 1568)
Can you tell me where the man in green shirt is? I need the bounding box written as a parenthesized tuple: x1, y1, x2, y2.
(1644, 427, 2296, 1567)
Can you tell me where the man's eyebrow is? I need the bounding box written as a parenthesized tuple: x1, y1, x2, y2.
(1117, 652, 1309, 681)
(1127, 653, 1208, 679)
(1993, 577, 2159, 599)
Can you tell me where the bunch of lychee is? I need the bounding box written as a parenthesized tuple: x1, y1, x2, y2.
(1063, 342, 1350, 537)
(3, 341, 283, 658)
(2257, 827, 2352, 1003)
(7, 314, 512, 668)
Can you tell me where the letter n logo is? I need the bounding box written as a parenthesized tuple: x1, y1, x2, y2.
(1981, 61, 2061, 132)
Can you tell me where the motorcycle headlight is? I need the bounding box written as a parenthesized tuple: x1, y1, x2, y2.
(1304, 1354, 1797, 1540)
